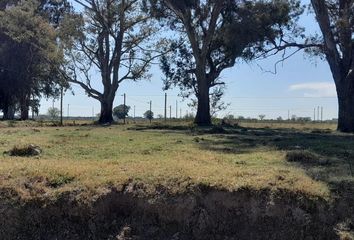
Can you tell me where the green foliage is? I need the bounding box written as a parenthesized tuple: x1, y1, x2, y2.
(309, 0, 354, 132)
(155, 0, 303, 124)
(47, 107, 60, 120)
(0, 0, 67, 119)
(61, 0, 159, 124)
(144, 110, 154, 120)
(113, 105, 131, 120)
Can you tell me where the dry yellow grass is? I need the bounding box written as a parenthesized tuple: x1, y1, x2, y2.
(0, 121, 339, 201)
(237, 121, 337, 131)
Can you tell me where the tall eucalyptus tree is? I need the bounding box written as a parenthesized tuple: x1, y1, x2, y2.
(63, 0, 160, 124)
(151, 0, 303, 125)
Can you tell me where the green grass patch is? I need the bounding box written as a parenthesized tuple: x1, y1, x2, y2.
(0, 121, 352, 201)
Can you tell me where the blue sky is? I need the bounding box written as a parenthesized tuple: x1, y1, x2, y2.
(39, 0, 338, 120)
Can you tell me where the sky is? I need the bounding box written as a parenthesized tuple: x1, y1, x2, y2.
(39, 1, 338, 120)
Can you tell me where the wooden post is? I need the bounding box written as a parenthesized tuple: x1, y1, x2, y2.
(164, 93, 167, 122)
(150, 101, 152, 124)
(123, 93, 126, 124)
(60, 87, 63, 126)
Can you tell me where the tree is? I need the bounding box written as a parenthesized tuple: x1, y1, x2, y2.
(47, 107, 60, 120)
(113, 104, 131, 120)
(183, 112, 195, 120)
(0, 0, 67, 120)
(152, 0, 302, 126)
(309, 0, 354, 132)
(144, 110, 154, 120)
(259, 114, 266, 121)
(62, 0, 161, 124)
(187, 86, 230, 118)
(225, 114, 235, 120)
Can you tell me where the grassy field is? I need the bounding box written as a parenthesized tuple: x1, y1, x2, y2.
(0, 120, 353, 202)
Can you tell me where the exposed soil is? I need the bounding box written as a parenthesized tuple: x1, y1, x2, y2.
(0, 183, 347, 240)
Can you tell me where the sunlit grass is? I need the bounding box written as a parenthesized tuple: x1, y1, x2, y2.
(0, 123, 334, 200)
(1, 121, 347, 201)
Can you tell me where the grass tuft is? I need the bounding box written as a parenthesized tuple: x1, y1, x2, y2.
(4, 144, 42, 157)
(286, 150, 321, 164)
(47, 174, 75, 188)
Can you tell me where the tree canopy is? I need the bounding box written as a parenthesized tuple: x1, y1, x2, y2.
(151, 0, 303, 125)
(61, 0, 162, 124)
(144, 110, 154, 120)
(0, 0, 66, 120)
(113, 104, 131, 120)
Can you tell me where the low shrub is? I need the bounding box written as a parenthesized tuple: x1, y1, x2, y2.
(4, 144, 42, 157)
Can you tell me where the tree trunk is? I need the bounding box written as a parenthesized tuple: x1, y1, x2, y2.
(3, 104, 15, 120)
(194, 82, 211, 126)
(20, 102, 29, 120)
(99, 98, 114, 124)
(336, 79, 354, 133)
(20, 107, 29, 121)
(20, 95, 29, 121)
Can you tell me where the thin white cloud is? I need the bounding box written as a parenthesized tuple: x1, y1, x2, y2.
(289, 82, 337, 97)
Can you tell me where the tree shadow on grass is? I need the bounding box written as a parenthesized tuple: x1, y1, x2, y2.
(197, 126, 354, 232)
(198, 127, 354, 182)
(116, 123, 354, 235)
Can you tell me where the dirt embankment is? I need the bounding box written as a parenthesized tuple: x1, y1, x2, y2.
(0, 184, 346, 240)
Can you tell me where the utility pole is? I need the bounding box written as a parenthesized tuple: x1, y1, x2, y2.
(321, 106, 323, 122)
(288, 110, 290, 121)
(164, 93, 167, 122)
(134, 105, 136, 119)
(170, 105, 172, 119)
(60, 87, 63, 126)
(180, 108, 182, 119)
(67, 104, 70, 119)
(123, 93, 126, 124)
(314, 108, 316, 121)
(149, 100, 152, 124)
(176, 100, 178, 119)
(317, 106, 320, 121)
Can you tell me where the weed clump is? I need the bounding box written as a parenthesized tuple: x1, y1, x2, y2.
(311, 129, 332, 134)
(7, 121, 16, 128)
(47, 174, 75, 188)
(4, 144, 42, 157)
(286, 150, 321, 164)
(208, 125, 226, 134)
